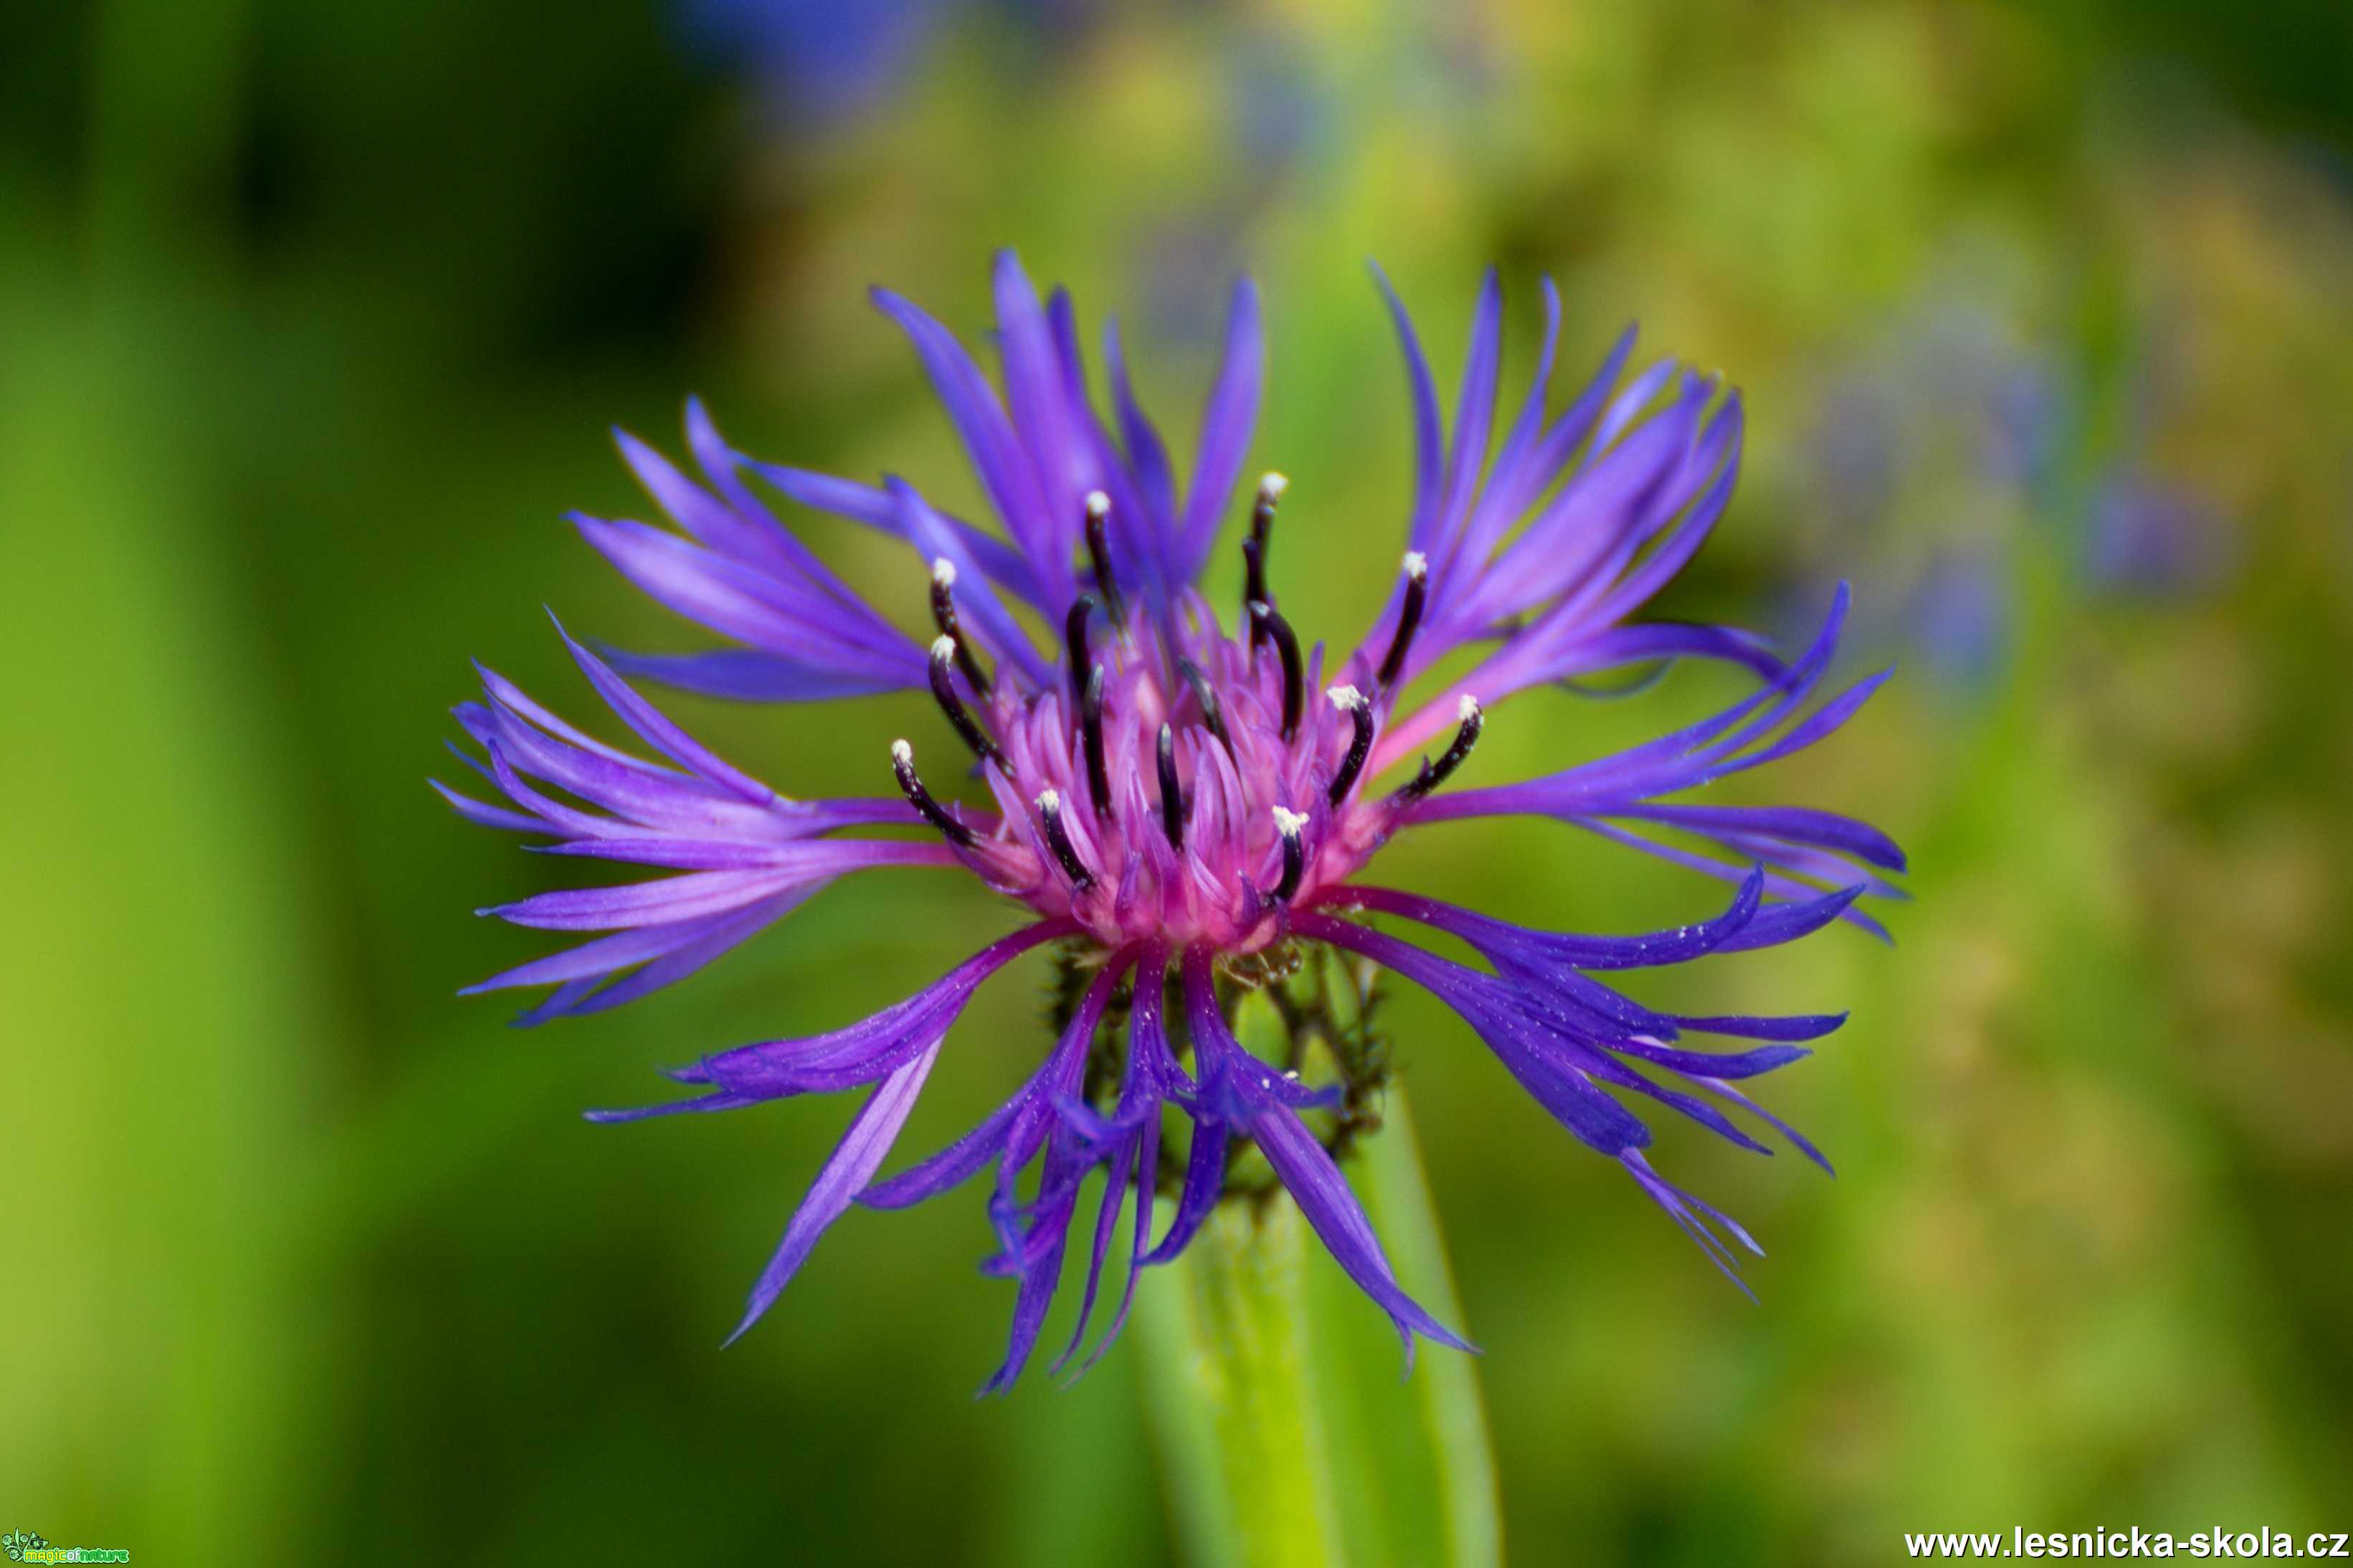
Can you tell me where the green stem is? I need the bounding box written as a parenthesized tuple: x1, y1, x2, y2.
(1136, 1085, 1503, 1568)
(1137, 1189, 1351, 1568)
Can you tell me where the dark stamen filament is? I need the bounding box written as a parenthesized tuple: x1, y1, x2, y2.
(891, 740, 976, 847)
(1270, 807, 1308, 902)
(1037, 789, 1095, 891)
(1241, 540, 1268, 653)
(1176, 656, 1235, 754)
(1250, 600, 1304, 741)
(929, 559, 990, 697)
(1156, 723, 1185, 850)
(1375, 551, 1430, 690)
(1325, 685, 1374, 806)
(928, 637, 1007, 769)
(1083, 491, 1126, 630)
(1241, 472, 1285, 647)
(1063, 594, 1098, 704)
(1398, 695, 1484, 802)
(1081, 665, 1113, 818)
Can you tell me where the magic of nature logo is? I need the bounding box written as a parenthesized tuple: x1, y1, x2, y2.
(1, 1529, 128, 1564)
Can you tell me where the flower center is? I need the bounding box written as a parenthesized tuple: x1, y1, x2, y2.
(890, 481, 1482, 951)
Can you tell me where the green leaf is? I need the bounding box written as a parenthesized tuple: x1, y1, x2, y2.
(1136, 1085, 1502, 1568)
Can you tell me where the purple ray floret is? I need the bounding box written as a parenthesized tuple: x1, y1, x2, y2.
(442, 252, 1904, 1386)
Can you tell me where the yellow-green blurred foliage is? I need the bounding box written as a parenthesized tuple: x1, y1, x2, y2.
(4, 1, 2348, 1563)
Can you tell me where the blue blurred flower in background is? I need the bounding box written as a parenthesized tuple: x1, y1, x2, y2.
(1795, 281, 2074, 688)
(683, 0, 948, 124)
(683, 0, 1095, 125)
(2084, 470, 2233, 594)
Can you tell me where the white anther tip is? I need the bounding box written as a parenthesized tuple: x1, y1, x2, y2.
(1403, 551, 1429, 579)
(931, 557, 956, 586)
(1036, 788, 1063, 813)
(1272, 806, 1310, 836)
(1326, 683, 1365, 709)
(1458, 693, 1483, 721)
(928, 633, 956, 660)
(1259, 471, 1289, 498)
(1084, 489, 1111, 517)
(890, 738, 913, 765)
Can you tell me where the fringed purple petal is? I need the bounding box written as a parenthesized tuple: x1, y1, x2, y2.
(858, 943, 1123, 1210)
(1258, 1098, 1475, 1362)
(617, 424, 787, 571)
(979, 1166, 1078, 1395)
(1174, 277, 1265, 584)
(484, 840, 948, 930)
(1536, 619, 1787, 685)
(524, 893, 817, 1025)
(1050, 1132, 1136, 1377)
(739, 457, 1048, 607)
(1104, 318, 1178, 540)
(1617, 803, 1908, 874)
(971, 957, 1136, 1395)
(1430, 267, 1503, 573)
(992, 252, 1088, 551)
(688, 918, 1077, 1096)
(1290, 914, 1654, 1156)
(595, 645, 916, 703)
(1073, 1099, 1160, 1379)
(591, 412, 930, 699)
(870, 284, 1069, 602)
(431, 777, 546, 834)
(1607, 1038, 1814, 1080)
(1621, 1149, 1762, 1299)
(1670, 1011, 1848, 1042)
(1713, 883, 1866, 951)
(1683, 1075, 1836, 1173)
(1319, 867, 1767, 971)
(857, 1095, 1027, 1212)
(1057, 944, 1176, 1377)
(1582, 398, 1744, 627)
(1144, 1113, 1228, 1268)
(464, 895, 785, 997)
(722, 1037, 946, 1346)
(1461, 310, 1626, 571)
(680, 399, 881, 602)
(1333, 275, 1802, 741)
(571, 517, 921, 690)
(888, 478, 1056, 688)
(443, 638, 969, 1017)
(1182, 946, 1473, 1361)
(1402, 587, 1903, 931)
(583, 1088, 766, 1123)
(484, 868, 806, 931)
(1576, 1049, 1775, 1156)
(1372, 262, 1446, 559)
(1574, 820, 1893, 942)
(1461, 373, 1716, 633)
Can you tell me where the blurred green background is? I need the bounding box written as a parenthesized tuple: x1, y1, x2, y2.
(6, 0, 2350, 1562)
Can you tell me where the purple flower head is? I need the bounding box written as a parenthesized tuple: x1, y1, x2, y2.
(441, 253, 1903, 1386)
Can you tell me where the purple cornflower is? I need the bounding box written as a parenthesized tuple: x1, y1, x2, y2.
(440, 254, 1902, 1387)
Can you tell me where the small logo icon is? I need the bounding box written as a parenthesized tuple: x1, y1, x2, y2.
(1, 1531, 49, 1563)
